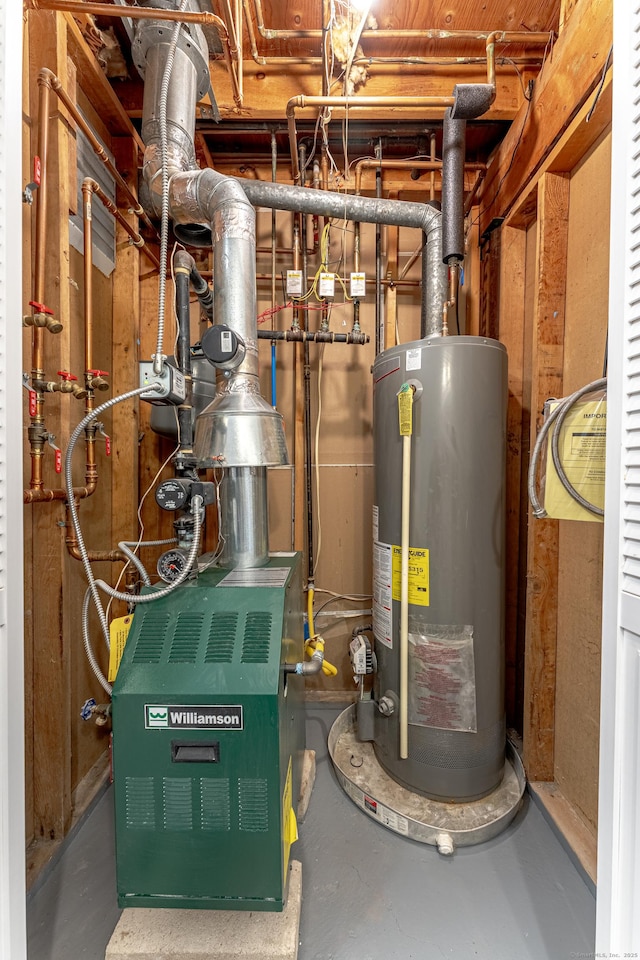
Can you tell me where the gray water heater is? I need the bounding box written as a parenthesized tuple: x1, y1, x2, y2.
(372, 336, 507, 802)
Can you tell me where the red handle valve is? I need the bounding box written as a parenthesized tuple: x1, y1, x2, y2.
(29, 300, 54, 316)
(57, 370, 78, 382)
(47, 435, 62, 474)
(88, 369, 110, 392)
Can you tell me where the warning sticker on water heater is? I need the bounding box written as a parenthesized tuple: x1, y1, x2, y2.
(392, 546, 430, 606)
(408, 625, 477, 732)
(373, 540, 393, 648)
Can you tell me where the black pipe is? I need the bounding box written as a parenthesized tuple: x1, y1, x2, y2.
(174, 266, 194, 472)
(258, 329, 369, 344)
(189, 263, 214, 319)
(299, 146, 314, 586)
(442, 108, 466, 264)
(375, 139, 383, 355)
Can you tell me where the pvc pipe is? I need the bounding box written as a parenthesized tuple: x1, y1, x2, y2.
(400, 430, 412, 760)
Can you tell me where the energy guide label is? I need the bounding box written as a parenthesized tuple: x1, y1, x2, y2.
(373, 540, 392, 648)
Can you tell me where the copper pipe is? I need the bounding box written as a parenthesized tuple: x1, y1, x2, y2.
(82, 181, 95, 379)
(33, 77, 51, 367)
(464, 169, 486, 216)
(83, 178, 160, 272)
(287, 96, 455, 183)
(250, 2, 552, 45)
(64, 506, 125, 563)
(33, 0, 226, 27)
(24, 485, 96, 504)
(353, 158, 486, 195)
(429, 132, 436, 203)
(38, 69, 154, 233)
(221, 0, 243, 105)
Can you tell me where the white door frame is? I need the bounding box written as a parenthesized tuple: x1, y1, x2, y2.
(596, 1, 640, 952)
(0, 2, 27, 959)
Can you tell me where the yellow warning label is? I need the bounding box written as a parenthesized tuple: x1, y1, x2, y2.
(282, 756, 298, 876)
(544, 400, 606, 523)
(392, 546, 430, 606)
(397, 386, 413, 436)
(108, 615, 132, 683)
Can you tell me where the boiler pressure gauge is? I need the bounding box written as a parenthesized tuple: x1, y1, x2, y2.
(157, 548, 189, 583)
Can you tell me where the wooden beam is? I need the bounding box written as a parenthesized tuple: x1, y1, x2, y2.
(111, 137, 141, 587)
(206, 59, 526, 123)
(498, 224, 527, 727)
(28, 10, 73, 840)
(64, 12, 144, 150)
(478, 0, 612, 236)
(522, 172, 569, 782)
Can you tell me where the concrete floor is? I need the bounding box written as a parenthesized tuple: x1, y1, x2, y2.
(28, 705, 596, 960)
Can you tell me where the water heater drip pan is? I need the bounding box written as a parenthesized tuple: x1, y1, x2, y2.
(328, 705, 526, 853)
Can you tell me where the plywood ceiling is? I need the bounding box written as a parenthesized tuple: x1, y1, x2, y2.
(93, 0, 562, 178)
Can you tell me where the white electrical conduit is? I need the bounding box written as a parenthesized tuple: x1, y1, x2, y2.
(400, 430, 412, 760)
(155, 0, 189, 375)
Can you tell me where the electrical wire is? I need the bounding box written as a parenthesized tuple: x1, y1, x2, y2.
(586, 45, 612, 123)
(104, 436, 180, 622)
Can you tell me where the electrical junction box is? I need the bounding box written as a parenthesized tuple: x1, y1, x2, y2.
(350, 272, 366, 298)
(139, 360, 186, 404)
(318, 272, 335, 298)
(286, 270, 303, 297)
(112, 554, 305, 912)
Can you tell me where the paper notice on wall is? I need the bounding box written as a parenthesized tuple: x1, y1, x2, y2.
(408, 624, 477, 732)
(373, 540, 393, 648)
(543, 399, 606, 523)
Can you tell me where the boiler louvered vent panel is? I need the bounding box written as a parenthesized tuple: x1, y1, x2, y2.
(125, 777, 156, 830)
(168, 611, 204, 662)
(200, 779, 231, 832)
(204, 611, 239, 662)
(241, 612, 272, 663)
(623, 16, 640, 598)
(163, 778, 193, 831)
(131, 613, 170, 663)
(237, 778, 269, 832)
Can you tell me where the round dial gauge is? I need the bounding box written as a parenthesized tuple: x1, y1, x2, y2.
(157, 548, 189, 583)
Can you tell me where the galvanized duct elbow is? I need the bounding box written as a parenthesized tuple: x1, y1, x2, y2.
(224, 177, 443, 235)
(171, 169, 447, 342)
(169, 168, 289, 471)
(134, 0, 210, 216)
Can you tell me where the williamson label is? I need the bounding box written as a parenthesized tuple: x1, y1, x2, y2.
(145, 704, 244, 730)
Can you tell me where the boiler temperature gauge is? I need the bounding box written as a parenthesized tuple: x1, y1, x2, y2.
(157, 548, 189, 583)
